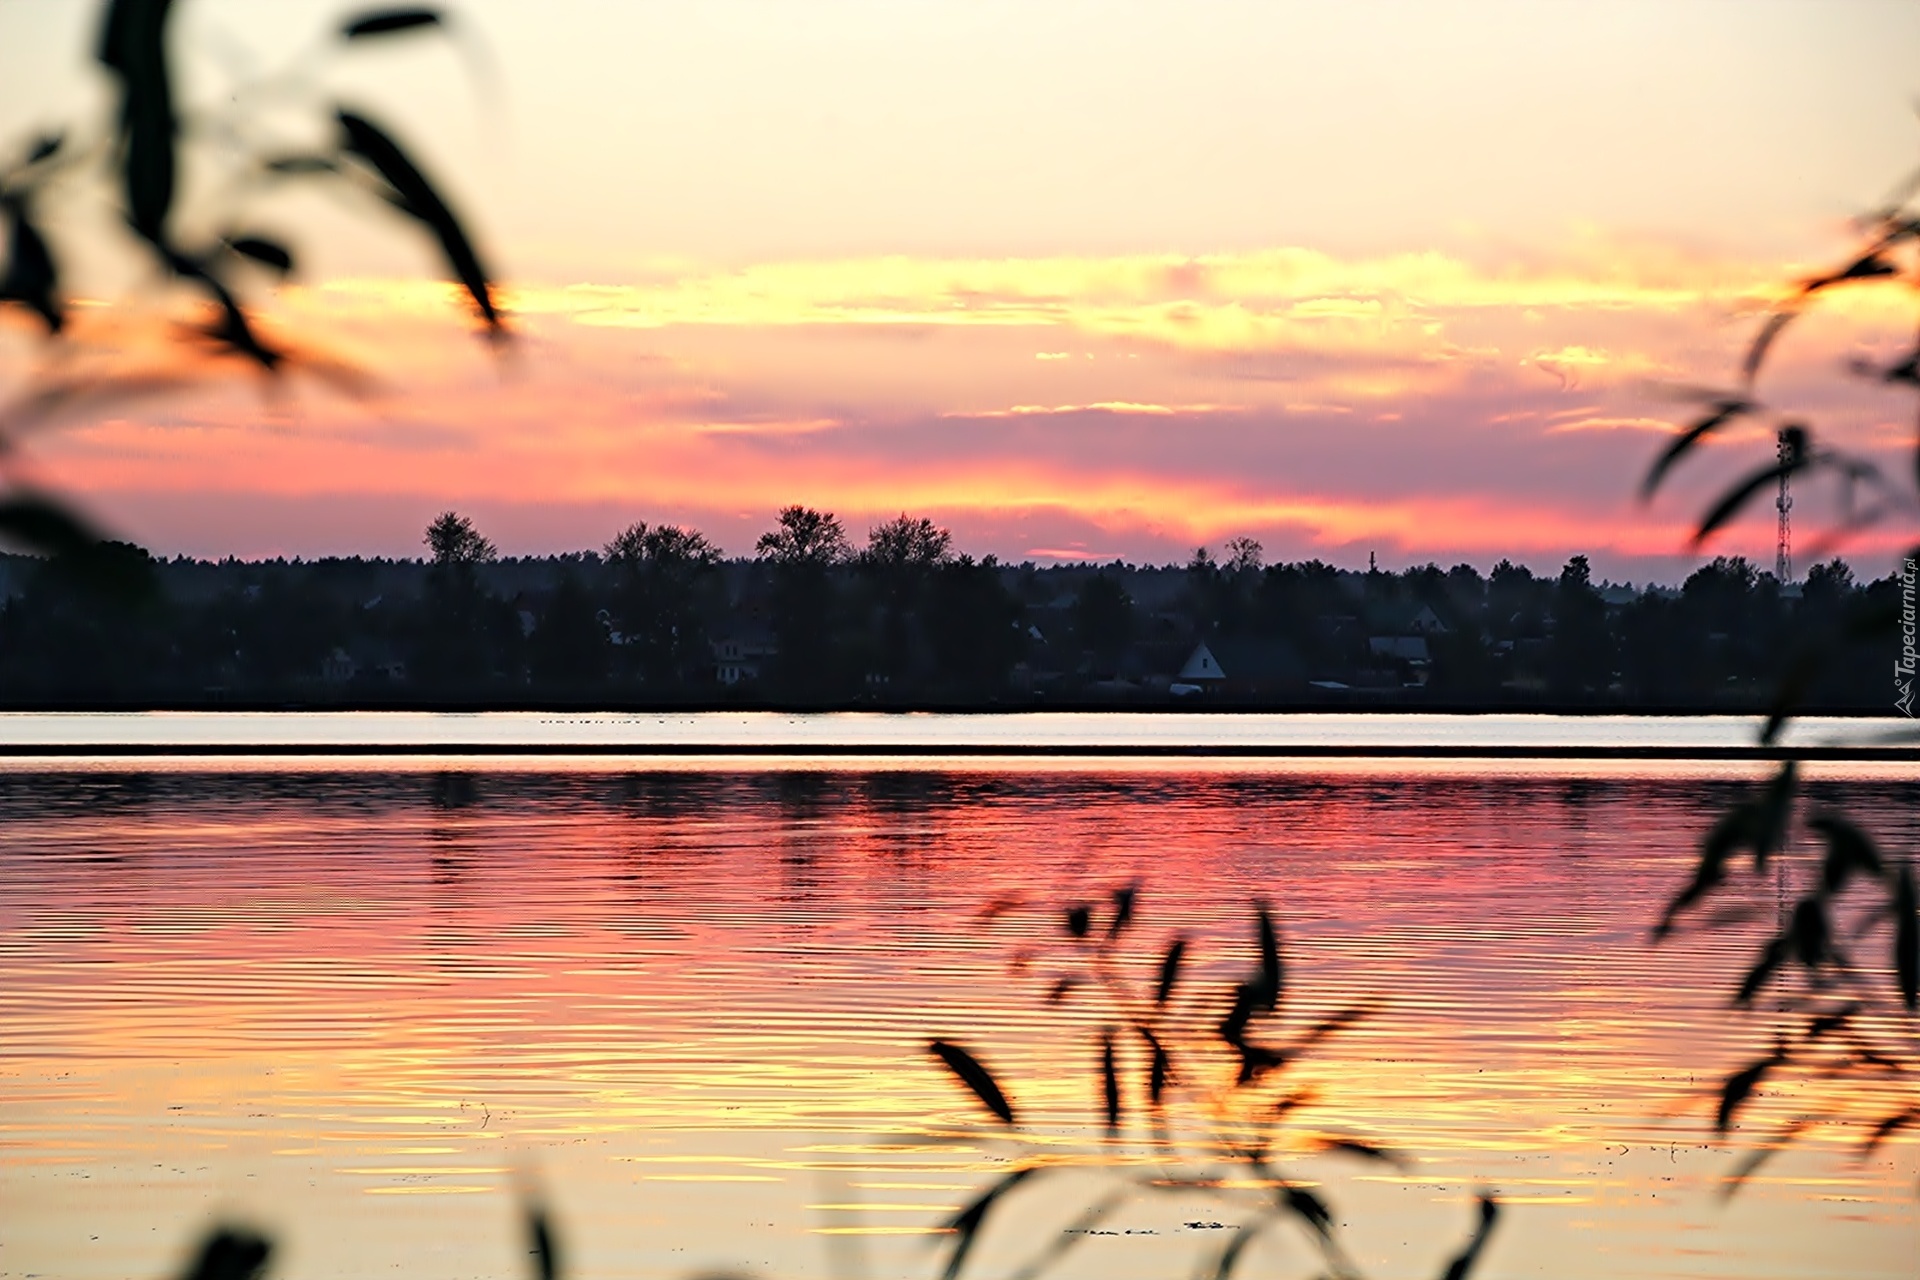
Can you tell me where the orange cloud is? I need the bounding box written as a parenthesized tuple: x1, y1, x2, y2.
(21, 232, 1909, 576)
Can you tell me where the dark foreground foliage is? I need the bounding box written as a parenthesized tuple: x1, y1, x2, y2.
(2, 1, 505, 572)
(922, 889, 1499, 1280)
(1647, 148, 1920, 1192)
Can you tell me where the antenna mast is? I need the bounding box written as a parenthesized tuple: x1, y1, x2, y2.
(1774, 428, 1793, 582)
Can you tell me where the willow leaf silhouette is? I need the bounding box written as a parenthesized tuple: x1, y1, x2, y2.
(226, 235, 294, 275)
(175, 1228, 271, 1280)
(1321, 1136, 1408, 1168)
(1218, 983, 1257, 1048)
(23, 132, 64, 165)
(1272, 1086, 1317, 1121)
(0, 200, 62, 332)
(0, 370, 204, 445)
(1805, 1003, 1858, 1039)
(0, 492, 104, 557)
(1655, 802, 1759, 938)
(1064, 903, 1091, 938)
(1155, 935, 1186, 1006)
(1281, 1185, 1333, 1240)
(1254, 903, 1283, 1009)
(264, 154, 341, 175)
(1716, 1048, 1785, 1134)
(1862, 1105, 1919, 1156)
(1292, 1005, 1373, 1053)
(1437, 1194, 1499, 1280)
(337, 109, 503, 334)
(193, 272, 284, 371)
(1809, 814, 1883, 893)
(1895, 862, 1917, 1009)
(1641, 395, 1755, 500)
(525, 1200, 559, 1280)
(1741, 309, 1800, 385)
(1205, 1220, 1263, 1280)
(942, 1166, 1038, 1280)
(1786, 897, 1833, 969)
(1099, 1030, 1120, 1132)
(1754, 760, 1798, 871)
(929, 1039, 1016, 1124)
(1719, 1119, 1808, 1198)
(1234, 1041, 1285, 1087)
(1757, 642, 1831, 745)
(1108, 883, 1137, 938)
(1045, 976, 1079, 1005)
(1735, 935, 1791, 1007)
(97, 0, 177, 247)
(1882, 342, 1920, 387)
(343, 7, 444, 38)
(1802, 251, 1900, 295)
(1145, 1034, 1171, 1105)
(1693, 427, 1809, 548)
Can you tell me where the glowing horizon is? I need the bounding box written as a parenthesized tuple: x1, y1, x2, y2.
(2, 1, 1916, 579)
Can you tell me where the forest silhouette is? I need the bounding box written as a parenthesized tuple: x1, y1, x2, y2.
(0, 511, 1898, 710)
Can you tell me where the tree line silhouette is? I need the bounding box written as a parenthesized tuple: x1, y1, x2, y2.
(0, 504, 1900, 709)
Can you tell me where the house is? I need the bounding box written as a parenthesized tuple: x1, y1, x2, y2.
(321, 647, 358, 684)
(1367, 635, 1430, 664)
(1177, 636, 1306, 696)
(1364, 601, 1449, 635)
(321, 641, 408, 686)
(1366, 635, 1431, 687)
(712, 630, 778, 686)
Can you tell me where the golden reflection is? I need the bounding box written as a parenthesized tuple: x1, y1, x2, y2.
(1, 763, 1914, 1280)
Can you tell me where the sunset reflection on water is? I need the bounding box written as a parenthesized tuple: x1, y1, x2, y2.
(2, 761, 1915, 1280)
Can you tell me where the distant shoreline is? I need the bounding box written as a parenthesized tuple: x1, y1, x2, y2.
(1, 742, 1913, 760)
(5, 710, 1910, 763)
(0, 701, 1903, 717)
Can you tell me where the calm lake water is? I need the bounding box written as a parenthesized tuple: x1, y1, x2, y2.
(3, 751, 1917, 1279)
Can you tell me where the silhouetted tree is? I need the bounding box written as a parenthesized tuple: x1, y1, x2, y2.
(861, 514, 950, 569)
(606, 522, 721, 688)
(1223, 536, 1263, 574)
(418, 511, 499, 692)
(1802, 557, 1855, 610)
(1617, 590, 1683, 705)
(859, 514, 952, 688)
(1548, 554, 1609, 698)
(528, 570, 606, 693)
(756, 506, 849, 700)
(1072, 571, 1135, 674)
(425, 512, 497, 566)
(0, 540, 163, 700)
(925, 555, 1025, 697)
(755, 506, 848, 565)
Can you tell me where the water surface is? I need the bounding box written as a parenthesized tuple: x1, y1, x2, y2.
(3, 760, 1916, 1280)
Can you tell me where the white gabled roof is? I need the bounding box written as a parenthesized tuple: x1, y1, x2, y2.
(1177, 642, 1224, 681)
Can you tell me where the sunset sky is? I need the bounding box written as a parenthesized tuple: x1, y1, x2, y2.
(2, 0, 1917, 577)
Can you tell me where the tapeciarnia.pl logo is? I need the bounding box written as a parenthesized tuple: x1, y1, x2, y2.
(1899, 556, 1916, 716)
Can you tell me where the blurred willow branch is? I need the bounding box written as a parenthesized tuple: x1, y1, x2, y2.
(0, 1, 507, 579)
(925, 886, 1498, 1280)
(1645, 141, 1920, 1194)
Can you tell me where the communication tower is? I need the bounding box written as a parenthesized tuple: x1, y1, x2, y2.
(1775, 428, 1793, 583)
